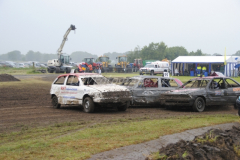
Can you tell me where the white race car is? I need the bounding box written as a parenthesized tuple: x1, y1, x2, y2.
(50, 73, 132, 113)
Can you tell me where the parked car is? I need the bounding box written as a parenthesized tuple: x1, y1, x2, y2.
(40, 63, 47, 68)
(160, 76, 240, 112)
(50, 73, 132, 113)
(0, 62, 13, 67)
(115, 75, 183, 106)
(139, 61, 169, 75)
(5, 61, 16, 68)
(17, 63, 28, 68)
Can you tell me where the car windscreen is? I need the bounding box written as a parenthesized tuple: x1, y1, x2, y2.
(144, 64, 154, 68)
(182, 79, 210, 88)
(89, 77, 110, 85)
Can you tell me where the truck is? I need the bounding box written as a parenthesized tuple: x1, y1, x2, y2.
(97, 56, 113, 72)
(115, 55, 132, 73)
(47, 24, 76, 73)
(133, 59, 143, 72)
(139, 61, 169, 75)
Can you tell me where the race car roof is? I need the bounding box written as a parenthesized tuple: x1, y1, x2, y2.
(57, 73, 102, 78)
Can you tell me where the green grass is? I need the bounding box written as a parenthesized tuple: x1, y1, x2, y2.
(0, 115, 238, 160)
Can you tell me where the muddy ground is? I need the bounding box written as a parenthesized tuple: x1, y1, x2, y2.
(155, 125, 240, 160)
(0, 74, 238, 133)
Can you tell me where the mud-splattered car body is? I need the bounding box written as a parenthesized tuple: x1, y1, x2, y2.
(119, 75, 183, 105)
(160, 76, 240, 112)
(50, 73, 132, 113)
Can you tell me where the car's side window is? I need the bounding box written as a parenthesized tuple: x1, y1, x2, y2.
(81, 77, 96, 85)
(210, 78, 225, 89)
(143, 78, 158, 88)
(54, 76, 66, 85)
(169, 79, 178, 87)
(224, 79, 240, 88)
(138, 80, 144, 88)
(66, 75, 79, 86)
(161, 79, 171, 87)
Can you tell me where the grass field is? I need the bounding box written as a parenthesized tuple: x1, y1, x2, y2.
(0, 115, 238, 160)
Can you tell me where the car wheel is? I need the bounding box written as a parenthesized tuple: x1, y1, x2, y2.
(56, 67, 60, 73)
(52, 95, 61, 109)
(151, 70, 154, 75)
(83, 97, 95, 113)
(193, 97, 205, 112)
(66, 67, 71, 73)
(117, 102, 129, 111)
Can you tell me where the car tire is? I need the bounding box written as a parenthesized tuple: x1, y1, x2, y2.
(83, 97, 95, 113)
(52, 95, 61, 109)
(192, 97, 205, 112)
(234, 103, 238, 110)
(151, 70, 154, 75)
(117, 102, 129, 111)
(66, 67, 71, 73)
(56, 67, 60, 73)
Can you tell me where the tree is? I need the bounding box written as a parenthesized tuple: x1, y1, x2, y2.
(189, 49, 203, 56)
(165, 46, 188, 60)
(7, 50, 21, 61)
(233, 50, 240, 56)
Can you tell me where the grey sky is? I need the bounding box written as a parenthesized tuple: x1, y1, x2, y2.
(0, 0, 239, 56)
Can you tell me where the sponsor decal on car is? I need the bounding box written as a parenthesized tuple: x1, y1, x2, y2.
(233, 88, 240, 92)
(215, 90, 223, 96)
(63, 96, 75, 99)
(66, 88, 78, 91)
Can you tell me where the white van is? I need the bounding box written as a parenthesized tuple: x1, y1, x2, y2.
(139, 61, 169, 75)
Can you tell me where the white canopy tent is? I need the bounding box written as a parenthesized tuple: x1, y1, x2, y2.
(171, 56, 240, 77)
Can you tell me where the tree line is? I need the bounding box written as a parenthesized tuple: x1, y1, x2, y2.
(1, 42, 239, 63)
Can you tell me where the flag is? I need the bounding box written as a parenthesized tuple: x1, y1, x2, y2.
(224, 47, 226, 65)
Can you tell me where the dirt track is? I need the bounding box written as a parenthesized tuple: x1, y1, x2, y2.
(0, 74, 238, 133)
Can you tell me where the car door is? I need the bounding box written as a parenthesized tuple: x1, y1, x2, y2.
(207, 78, 228, 105)
(51, 76, 67, 102)
(61, 75, 81, 105)
(224, 78, 240, 104)
(132, 77, 160, 104)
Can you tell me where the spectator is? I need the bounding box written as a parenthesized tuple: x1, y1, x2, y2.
(98, 67, 101, 74)
(175, 68, 179, 76)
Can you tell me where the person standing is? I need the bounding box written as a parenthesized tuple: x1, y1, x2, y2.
(175, 68, 179, 76)
(197, 64, 202, 77)
(98, 67, 101, 74)
(202, 66, 207, 76)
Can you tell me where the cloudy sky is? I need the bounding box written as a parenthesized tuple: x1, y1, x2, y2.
(0, 0, 239, 56)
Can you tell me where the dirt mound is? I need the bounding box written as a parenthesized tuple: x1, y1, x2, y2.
(155, 126, 240, 160)
(0, 74, 20, 82)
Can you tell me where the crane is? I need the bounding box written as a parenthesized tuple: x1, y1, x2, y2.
(47, 24, 76, 73)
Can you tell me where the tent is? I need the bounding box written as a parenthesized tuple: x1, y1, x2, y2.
(171, 56, 240, 77)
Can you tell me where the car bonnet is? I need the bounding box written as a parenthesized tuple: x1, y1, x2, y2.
(87, 84, 130, 92)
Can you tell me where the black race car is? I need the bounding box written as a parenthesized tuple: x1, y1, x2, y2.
(160, 76, 240, 112)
